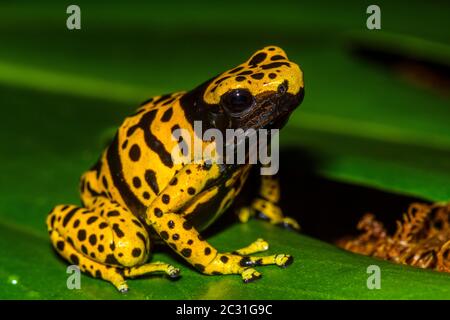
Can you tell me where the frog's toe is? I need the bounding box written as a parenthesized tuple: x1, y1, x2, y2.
(117, 283, 129, 293)
(167, 265, 181, 278)
(275, 254, 294, 268)
(277, 217, 301, 232)
(242, 268, 262, 283)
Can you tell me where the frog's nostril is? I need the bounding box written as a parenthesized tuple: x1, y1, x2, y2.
(277, 80, 288, 95)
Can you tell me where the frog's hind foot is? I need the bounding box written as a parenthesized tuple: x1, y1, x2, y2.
(123, 262, 181, 279)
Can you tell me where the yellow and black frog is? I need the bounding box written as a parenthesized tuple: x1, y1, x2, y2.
(47, 46, 305, 292)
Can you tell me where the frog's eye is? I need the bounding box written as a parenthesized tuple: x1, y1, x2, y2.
(220, 89, 254, 114)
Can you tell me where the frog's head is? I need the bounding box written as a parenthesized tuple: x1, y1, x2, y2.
(181, 46, 304, 132)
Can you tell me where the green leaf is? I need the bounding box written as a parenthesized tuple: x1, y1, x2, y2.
(1, 0, 449, 299)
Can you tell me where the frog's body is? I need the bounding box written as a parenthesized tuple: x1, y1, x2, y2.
(47, 46, 304, 292)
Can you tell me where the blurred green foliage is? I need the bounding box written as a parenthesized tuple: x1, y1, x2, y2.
(0, 0, 449, 299)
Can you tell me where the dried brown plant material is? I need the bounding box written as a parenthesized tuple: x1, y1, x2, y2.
(336, 203, 450, 273)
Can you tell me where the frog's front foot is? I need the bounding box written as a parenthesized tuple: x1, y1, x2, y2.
(203, 238, 294, 283)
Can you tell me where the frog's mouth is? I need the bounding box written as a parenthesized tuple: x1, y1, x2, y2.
(232, 86, 304, 131)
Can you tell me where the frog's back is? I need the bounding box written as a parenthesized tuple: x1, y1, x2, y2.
(81, 92, 191, 218)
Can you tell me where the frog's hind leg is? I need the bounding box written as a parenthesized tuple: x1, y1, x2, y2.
(47, 199, 179, 292)
(48, 227, 128, 292)
(237, 174, 300, 231)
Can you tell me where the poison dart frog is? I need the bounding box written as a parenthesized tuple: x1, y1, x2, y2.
(47, 46, 305, 292)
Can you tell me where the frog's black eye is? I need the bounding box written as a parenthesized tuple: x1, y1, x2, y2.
(220, 89, 254, 114)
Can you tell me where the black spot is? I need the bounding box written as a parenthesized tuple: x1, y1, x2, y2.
(268, 47, 276, 51)
(269, 73, 277, 79)
(169, 177, 178, 186)
(77, 229, 86, 241)
(187, 187, 196, 195)
(194, 264, 205, 272)
(73, 219, 80, 228)
(67, 237, 74, 246)
(133, 177, 142, 188)
(105, 254, 119, 265)
(107, 211, 120, 218)
(168, 220, 175, 229)
(132, 248, 142, 257)
(154, 208, 163, 217)
(87, 216, 98, 224)
(129, 144, 141, 162)
(70, 254, 79, 265)
(212, 271, 223, 275)
(187, 239, 193, 245)
(220, 256, 229, 263)
(154, 94, 172, 104)
(160, 231, 169, 240)
(183, 221, 193, 230)
(251, 73, 264, 80)
(50, 214, 56, 227)
(261, 62, 290, 70)
(132, 219, 143, 228)
(89, 234, 97, 246)
(229, 66, 244, 74)
(98, 245, 104, 253)
(271, 55, 285, 61)
(112, 224, 125, 238)
(143, 192, 150, 199)
(204, 247, 211, 255)
(95, 270, 102, 278)
(81, 245, 88, 255)
(181, 248, 192, 258)
(145, 169, 159, 194)
(186, 169, 191, 174)
(62, 208, 78, 227)
(136, 231, 147, 245)
(249, 52, 267, 66)
(161, 108, 173, 122)
(172, 233, 180, 241)
(237, 70, 253, 76)
(110, 242, 116, 251)
(214, 76, 230, 85)
(235, 76, 246, 82)
(102, 176, 108, 189)
(161, 97, 176, 106)
(90, 252, 96, 259)
(121, 139, 129, 149)
(99, 222, 108, 229)
(162, 194, 170, 204)
(197, 234, 204, 241)
(56, 241, 65, 251)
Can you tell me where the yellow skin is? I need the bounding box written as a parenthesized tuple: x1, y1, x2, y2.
(47, 46, 305, 292)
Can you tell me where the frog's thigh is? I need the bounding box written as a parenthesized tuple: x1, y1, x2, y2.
(47, 200, 152, 291)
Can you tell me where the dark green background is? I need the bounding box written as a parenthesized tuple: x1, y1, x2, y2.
(0, 0, 449, 299)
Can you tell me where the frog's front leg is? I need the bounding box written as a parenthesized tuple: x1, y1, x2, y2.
(237, 174, 300, 231)
(143, 164, 293, 282)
